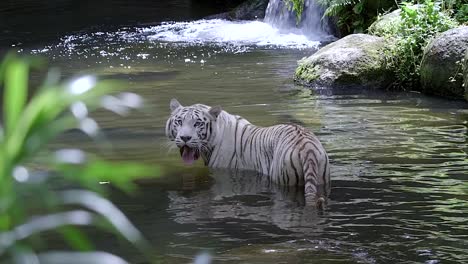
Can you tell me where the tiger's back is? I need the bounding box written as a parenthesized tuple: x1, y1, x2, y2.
(211, 123, 330, 202)
(270, 124, 330, 203)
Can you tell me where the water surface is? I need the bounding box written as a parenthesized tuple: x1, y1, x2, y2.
(24, 24, 468, 264)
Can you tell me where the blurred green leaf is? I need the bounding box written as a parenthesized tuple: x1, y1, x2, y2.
(0, 210, 96, 255)
(3, 57, 28, 137)
(0, 53, 158, 263)
(0, 215, 11, 231)
(37, 251, 129, 264)
(60, 190, 151, 254)
(58, 226, 94, 251)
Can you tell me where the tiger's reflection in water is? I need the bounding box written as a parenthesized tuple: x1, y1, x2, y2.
(167, 168, 328, 234)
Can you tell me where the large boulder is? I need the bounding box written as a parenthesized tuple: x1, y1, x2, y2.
(368, 9, 401, 37)
(205, 0, 269, 20)
(294, 34, 393, 90)
(420, 26, 468, 99)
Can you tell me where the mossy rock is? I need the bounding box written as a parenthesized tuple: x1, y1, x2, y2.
(368, 9, 402, 37)
(420, 26, 468, 99)
(294, 34, 393, 90)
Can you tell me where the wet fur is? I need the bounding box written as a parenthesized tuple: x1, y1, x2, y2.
(166, 99, 331, 207)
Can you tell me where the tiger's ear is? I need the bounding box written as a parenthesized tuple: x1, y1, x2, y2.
(170, 98, 182, 112)
(208, 106, 222, 120)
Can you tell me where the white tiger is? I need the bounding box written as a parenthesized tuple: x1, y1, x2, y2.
(165, 99, 331, 207)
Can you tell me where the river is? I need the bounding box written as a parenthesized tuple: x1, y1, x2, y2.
(4, 1, 468, 263)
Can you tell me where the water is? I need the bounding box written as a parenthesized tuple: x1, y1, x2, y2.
(5, 0, 467, 262)
(265, 0, 331, 40)
(110, 0, 334, 49)
(140, 20, 321, 48)
(21, 25, 468, 263)
(136, 0, 335, 49)
(0, 0, 223, 47)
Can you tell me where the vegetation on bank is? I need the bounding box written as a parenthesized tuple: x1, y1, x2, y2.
(315, 0, 467, 35)
(289, 0, 467, 91)
(317, 0, 397, 35)
(0, 54, 157, 263)
(374, 1, 459, 87)
(444, 0, 468, 24)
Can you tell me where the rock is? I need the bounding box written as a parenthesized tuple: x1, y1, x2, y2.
(368, 4, 435, 37)
(420, 26, 468, 99)
(368, 9, 401, 37)
(294, 34, 393, 90)
(205, 0, 270, 20)
(464, 50, 468, 100)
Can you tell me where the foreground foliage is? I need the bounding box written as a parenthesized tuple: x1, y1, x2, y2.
(0, 54, 157, 263)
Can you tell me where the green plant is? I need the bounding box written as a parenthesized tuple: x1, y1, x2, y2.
(455, 4, 468, 24)
(285, 0, 305, 23)
(442, 0, 468, 24)
(319, 0, 365, 33)
(383, 0, 458, 87)
(0, 53, 158, 263)
(283, 0, 397, 34)
(317, 0, 396, 35)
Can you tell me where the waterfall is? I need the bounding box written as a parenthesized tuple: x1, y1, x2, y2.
(264, 0, 330, 40)
(122, 0, 333, 48)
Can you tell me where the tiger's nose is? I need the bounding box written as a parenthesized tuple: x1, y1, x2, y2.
(181, 136, 192, 142)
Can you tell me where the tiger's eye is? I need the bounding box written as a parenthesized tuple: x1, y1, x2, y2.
(194, 121, 202, 127)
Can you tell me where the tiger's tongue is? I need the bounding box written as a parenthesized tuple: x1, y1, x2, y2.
(181, 146, 197, 165)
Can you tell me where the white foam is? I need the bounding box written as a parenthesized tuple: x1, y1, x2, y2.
(142, 19, 321, 49)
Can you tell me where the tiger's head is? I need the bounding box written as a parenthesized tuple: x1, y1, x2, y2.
(165, 98, 222, 165)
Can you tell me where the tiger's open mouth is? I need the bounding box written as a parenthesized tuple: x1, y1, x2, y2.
(179, 146, 199, 165)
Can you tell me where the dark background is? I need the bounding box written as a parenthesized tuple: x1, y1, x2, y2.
(0, 0, 244, 48)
